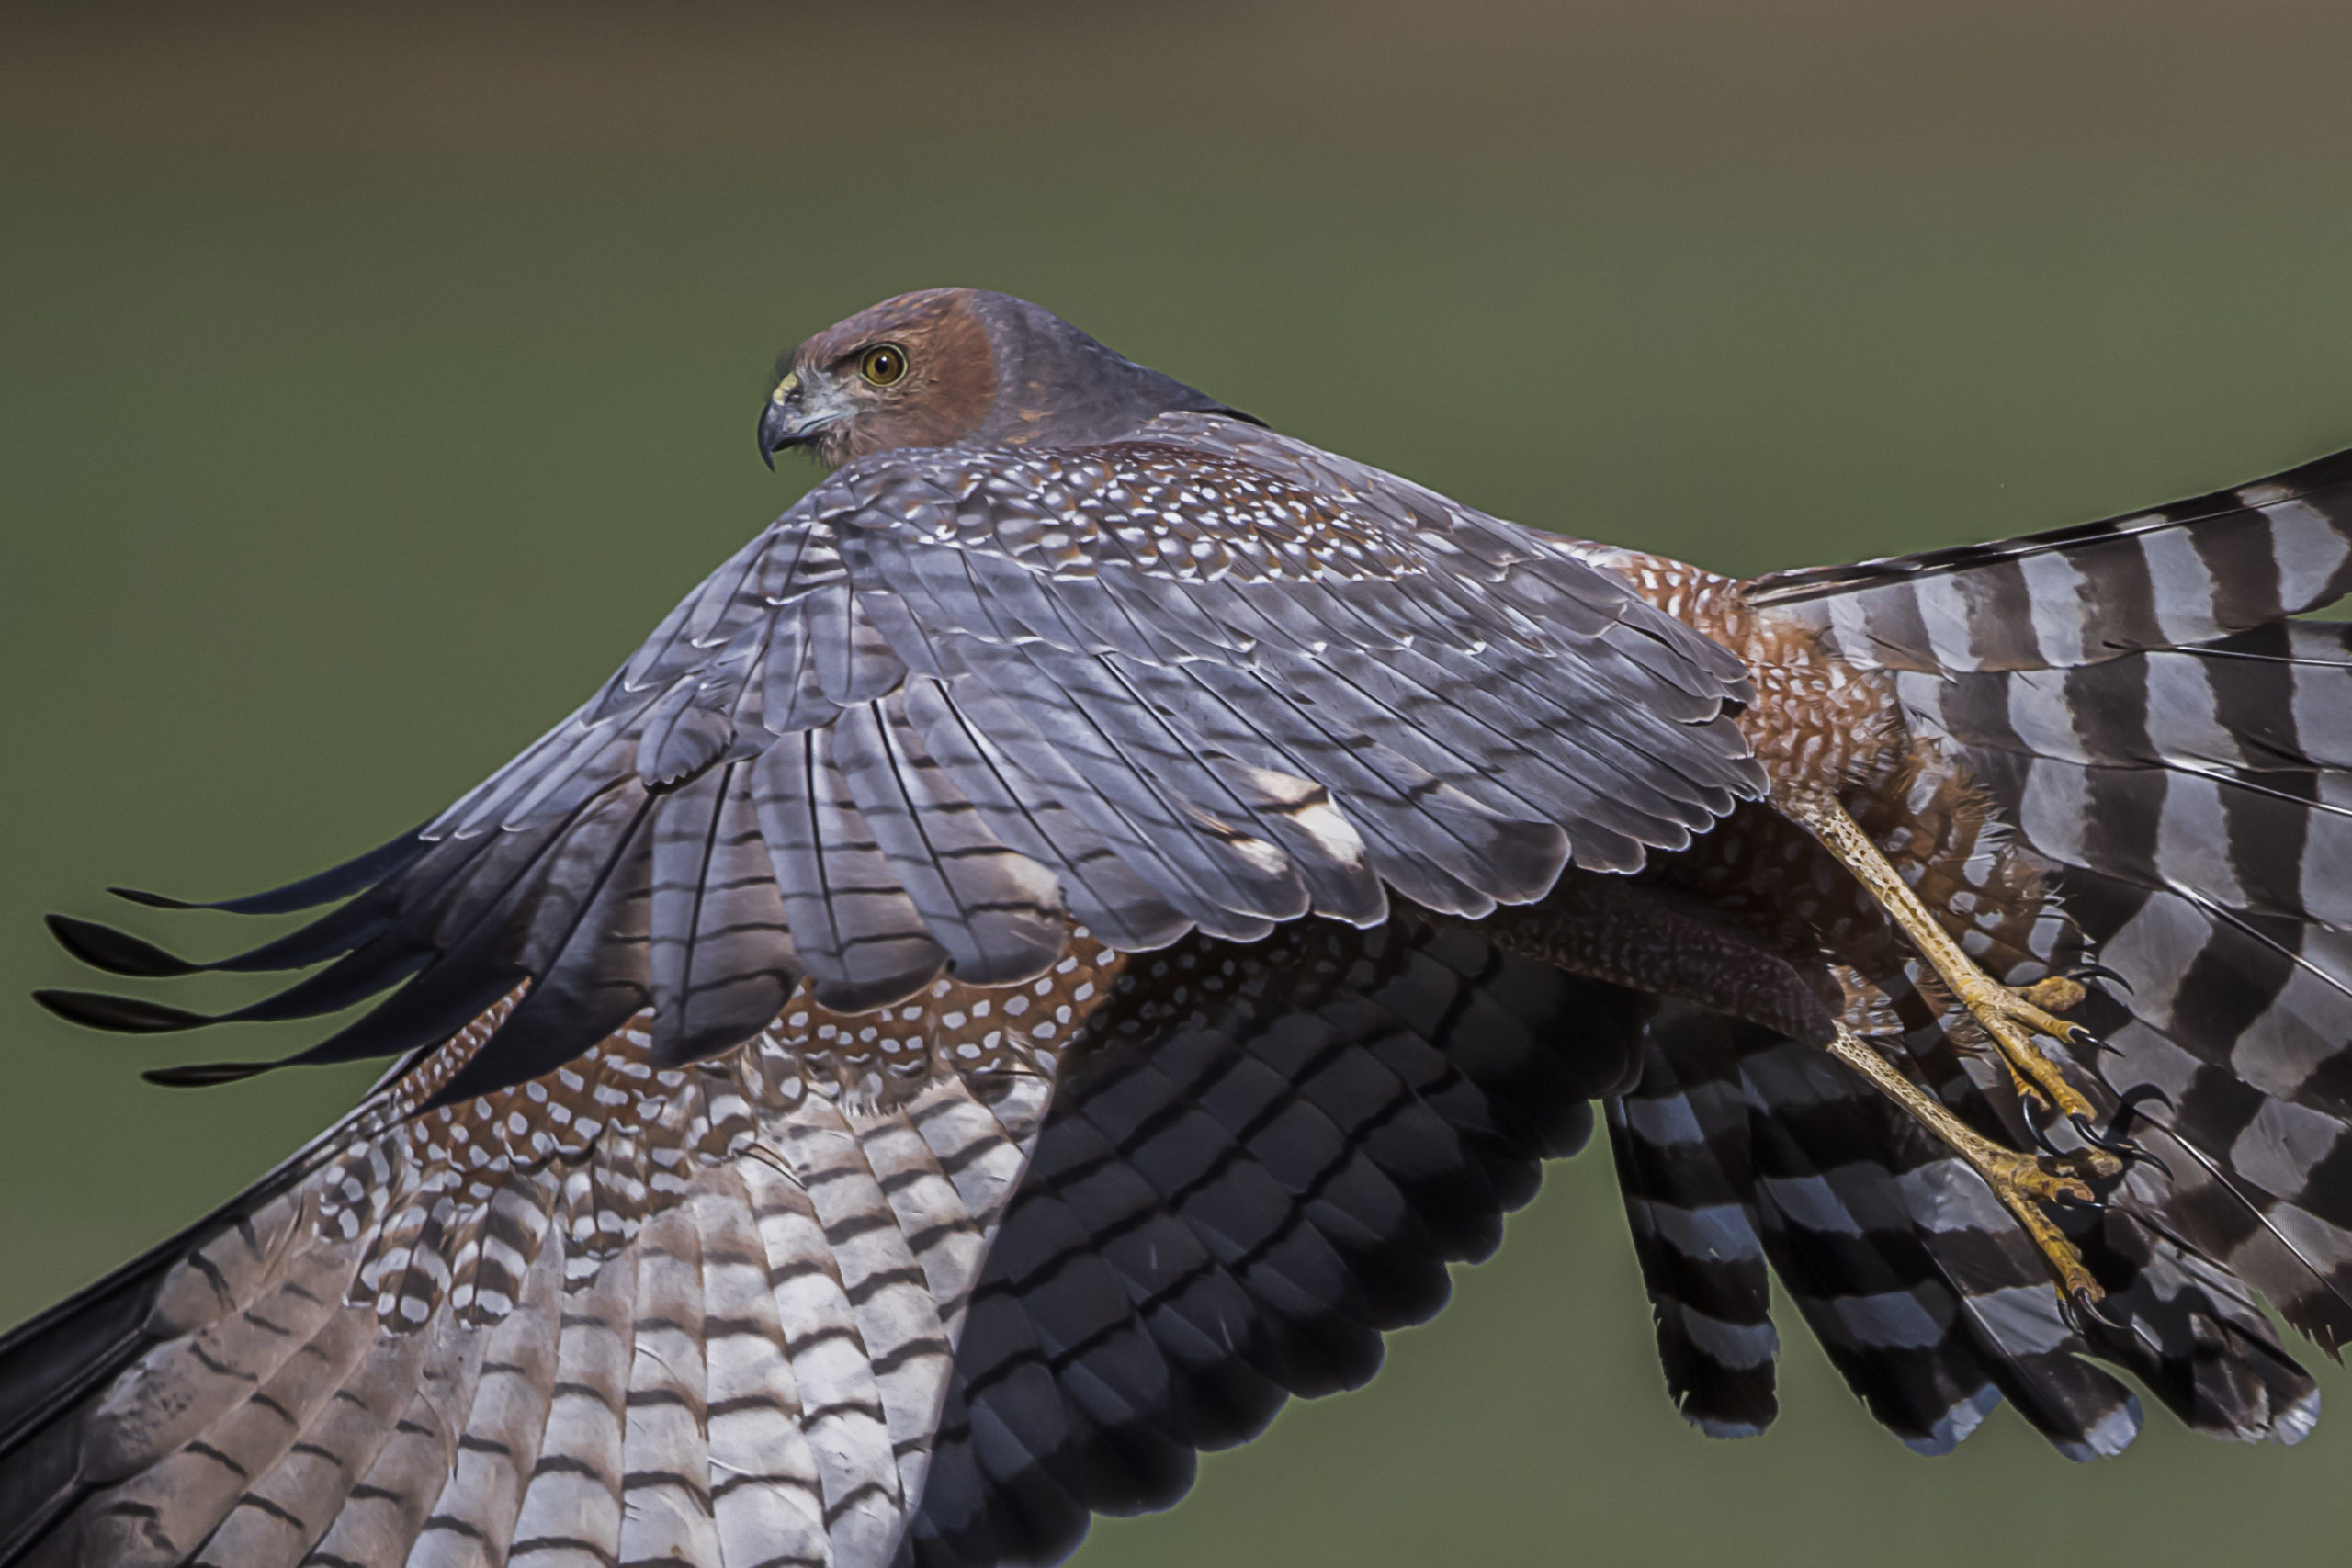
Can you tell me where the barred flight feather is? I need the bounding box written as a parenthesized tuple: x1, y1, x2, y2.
(901, 914, 1635, 1568)
(0, 904, 1674, 1568)
(1, 929, 1136, 1568)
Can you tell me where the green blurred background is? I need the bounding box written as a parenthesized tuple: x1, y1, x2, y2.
(7, 3, 2352, 1562)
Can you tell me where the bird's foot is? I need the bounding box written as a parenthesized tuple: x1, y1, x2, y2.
(2014, 974, 2089, 1014)
(1824, 1024, 2120, 1303)
(1962, 1140, 2120, 1303)
(1781, 788, 2104, 1123)
(1944, 967, 2102, 1125)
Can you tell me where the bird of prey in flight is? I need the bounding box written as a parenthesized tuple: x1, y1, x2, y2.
(6, 288, 2350, 1568)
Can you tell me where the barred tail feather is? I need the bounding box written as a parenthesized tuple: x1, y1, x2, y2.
(1748, 446, 2352, 673)
(1894, 654, 2352, 1349)
(1744, 441, 2352, 1447)
(1602, 1006, 1778, 1439)
(1605, 998, 2319, 1462)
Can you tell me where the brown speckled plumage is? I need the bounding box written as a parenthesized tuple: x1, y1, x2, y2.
(15, 290, 2352, 1566)
(1573, 547, 1906, 793)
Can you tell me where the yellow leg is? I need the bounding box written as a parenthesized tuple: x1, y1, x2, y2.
(1825, 1023, 2114, 1302)
(1785, 788, 2099, 1124)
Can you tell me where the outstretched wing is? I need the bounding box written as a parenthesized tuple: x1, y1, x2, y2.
(0, 911, 1634, 1568)
(899, 913, 1629, 1568)
(42, 412, 1758, 1101)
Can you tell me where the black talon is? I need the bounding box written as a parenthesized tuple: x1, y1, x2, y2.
(2026, 1113, 2065, 1156)
(2070, 1111, 2136, 1157)
(2064, 1023, 2117, 1056)
(2066, 962, 2130, 991)
(2093, 1086, 2177, 1179)
(2102, 1085, 2168, 1146)
(2075, 1127, 2163, 1181)
(2063, 1286, 2128, 1336)
(2051, 1113, 2154, 1188)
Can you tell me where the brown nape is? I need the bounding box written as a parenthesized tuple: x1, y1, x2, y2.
(790, 287, 997, 468)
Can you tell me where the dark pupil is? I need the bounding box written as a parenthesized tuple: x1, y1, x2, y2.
(870, 349, 899, 381)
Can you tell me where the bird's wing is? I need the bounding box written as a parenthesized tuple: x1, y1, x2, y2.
(41, 412, 1758, 1102)
(901, 909, 1629, 1568)
(1, 910, 1634, 1568)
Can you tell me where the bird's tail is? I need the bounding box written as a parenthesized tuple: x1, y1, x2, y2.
(1613, 446, 2352, 1454)
(1763, 446, 2352, 1345)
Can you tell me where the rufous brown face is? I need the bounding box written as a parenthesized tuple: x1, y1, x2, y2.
(758, 288, 997, 470)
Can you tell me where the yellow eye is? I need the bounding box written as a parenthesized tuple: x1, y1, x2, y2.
(859, 344, 908, 387)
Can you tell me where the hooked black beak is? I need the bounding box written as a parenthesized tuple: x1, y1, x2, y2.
(758, 376, 808, 470)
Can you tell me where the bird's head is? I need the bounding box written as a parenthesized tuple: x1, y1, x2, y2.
(759, 288, 1251, 471)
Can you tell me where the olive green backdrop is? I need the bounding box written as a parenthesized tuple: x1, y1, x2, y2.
(7, 4, 2352, 1563)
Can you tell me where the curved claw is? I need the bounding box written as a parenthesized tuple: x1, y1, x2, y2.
(2065, 1113, 2167, 1180)
(2069, 1111, 2136, 1157)
(2104, 1083, 2172, 1145)
(2067, 1023, 2119, 1057)
(2065, 962, 2131, 992)
(2098, 1087, 2177, 1179)
(2063, 1285, 2128, 1336)
(2050, 1185, 2103, 1213)
(2025, 1112, 2066, 1157)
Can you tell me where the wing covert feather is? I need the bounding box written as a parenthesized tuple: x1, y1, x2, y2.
(43, 413, 1756, 1098)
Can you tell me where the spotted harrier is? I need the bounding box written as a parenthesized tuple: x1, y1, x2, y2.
(6, 288, 2348, 1568)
